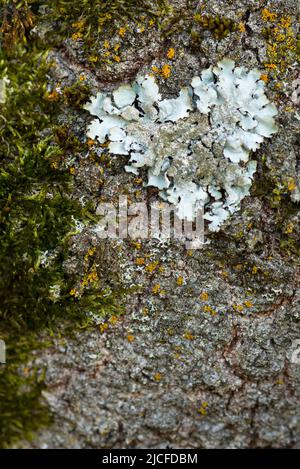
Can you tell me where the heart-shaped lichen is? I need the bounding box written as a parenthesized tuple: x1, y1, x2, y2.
(84, 59, 278, 231)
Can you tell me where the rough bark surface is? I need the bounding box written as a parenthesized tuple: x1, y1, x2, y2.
(22, 0, 300, 448)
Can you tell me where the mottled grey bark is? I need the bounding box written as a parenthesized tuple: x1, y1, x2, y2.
(23, 0, 300, 448)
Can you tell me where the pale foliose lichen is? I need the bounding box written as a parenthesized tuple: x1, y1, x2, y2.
(84, 59, 278, 231)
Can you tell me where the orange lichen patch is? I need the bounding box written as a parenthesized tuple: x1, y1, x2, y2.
(151, 65, 160, 74)
(233, 303, 244, 312)
(176, 276, 184, 286)
(151, 63, 173, 79)
(127, 334, 134, 342)
(200, 291, 209, 301)
(134, 178, 143, 184)
(72, 20, 85, 30)
(86, 247, 96, 258)
(109, 315, 119, 325)
(238, 22, 246, 33)
(261, 8, 277, 22)
(152, 284, 161, 294)
(183, 331, 195, 340)
(71, 31, 83, 41)
(161, 64, 171, 79)
(260, 74, 269, 83)
(244, 300, 253, 308)
(145, 261, 159, 273)
(264, 63, 277, 70)
(100, 323, 109, 333)
(119, 27, 126, 38)
(198, 401, 208, 416)
(262, 14, 298, 81)
(280, 16, 292, 28)
(46, 90, 59, 101)
(203, 305, 217, 316)
(135, 257, 145, 266)
(285, 223, 294, 234)
(287, 178, 296, 191)
(167, 47, 175, 59)
(154, 372, 162, 382)
(87, 271, 98, 283)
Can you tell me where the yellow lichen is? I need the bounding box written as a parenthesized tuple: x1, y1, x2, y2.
(176, 276, 184, 286)
(198, 401, 208, 416)
(109, 315, 118, 325)
(183, 331, 195, 340)
(260, 74, 269, 83)
(167, 47, 175, 59)
(151, 65, 160, 74)
(285, 223, 294, 234)
(161, 64, 171, 79)
(200, 291, 209, 301)
(88, 55, 98, 63)
(244, 300, 253, 308)
(119, 27, 126, 38)
(71, 31, 83, 41)
(152, 284, 161, 294)
(135, 257, 145, 266)
(100, 323, 109, 333)
(238, 22, 246, 33)
(261, 8, 277, 22)
(287, 178, 296, 192)
(146, 261, 159, 273)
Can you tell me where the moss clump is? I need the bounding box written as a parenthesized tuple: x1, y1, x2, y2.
(193, 13, 237, 40)
(0, 2, 123, 448)
(31, 0, 170, 67)
(0, 335, 52, 448)
(0, 0, 35, 50)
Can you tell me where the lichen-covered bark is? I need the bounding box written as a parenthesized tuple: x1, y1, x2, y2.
(3, 0, 299, 448)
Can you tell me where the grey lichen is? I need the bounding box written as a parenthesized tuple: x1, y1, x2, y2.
(84, 59, 278, 231)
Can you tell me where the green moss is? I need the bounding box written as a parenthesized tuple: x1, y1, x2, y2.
(193, 13, 238, 41)
(0, 2, 124, 448)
